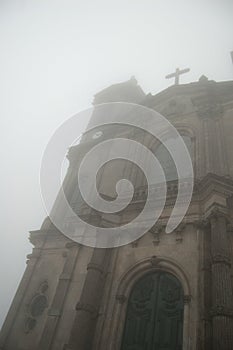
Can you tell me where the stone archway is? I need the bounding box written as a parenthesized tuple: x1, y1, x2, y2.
(120, 271, 184, 350)
(107, 257, 192, 350)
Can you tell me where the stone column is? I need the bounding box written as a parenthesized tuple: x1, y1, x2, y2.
(202, 117, 211, 175)
(38, 242, 80, 350)
(198, 220, 212, 350)
(64, 248, 112, 350)
(0, 246, 41, 349)
(193, 81, 226, 177)
(215, 118, 229, 176)
(210, 211, 233, 350)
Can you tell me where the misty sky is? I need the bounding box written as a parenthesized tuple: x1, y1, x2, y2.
(0, 0, 233, 327)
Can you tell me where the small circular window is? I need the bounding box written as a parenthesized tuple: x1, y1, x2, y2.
(30, 295, 47, 317)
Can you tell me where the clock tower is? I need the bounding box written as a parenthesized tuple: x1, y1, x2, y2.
(1, 76, 233, 350)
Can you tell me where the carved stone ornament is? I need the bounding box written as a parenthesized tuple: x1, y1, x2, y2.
(24, 281, 49, 334)
(149, 225, 163, 245)
(87, 262, 105, 274)
(212, 253, 231, 267)
(183, 295, 191, 304)
(131, 239, 140, 248)
(150, 256, 161, 267)
(210, 305, 233, 318)
(175, 223, 186, 243)
(196, 102, 223, 119)
(65, 242, 80, 249)
(160, 98, 186, 118)
(75, 302, 98, 319)
(206, 206, 227, 224)
(194, 218, 209, 229)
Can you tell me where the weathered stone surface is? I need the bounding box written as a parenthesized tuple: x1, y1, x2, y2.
(1, 78, 233, 350)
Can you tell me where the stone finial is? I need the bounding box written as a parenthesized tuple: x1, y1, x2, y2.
(198, 75, 208, 83)
(130, 75, 137, 84)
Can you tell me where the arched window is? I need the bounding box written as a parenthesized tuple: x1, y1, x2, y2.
(155, 135, 193, 181)
(121, 272, 184, 350)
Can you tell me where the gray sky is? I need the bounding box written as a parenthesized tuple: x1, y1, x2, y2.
(0, 0, 233, 327)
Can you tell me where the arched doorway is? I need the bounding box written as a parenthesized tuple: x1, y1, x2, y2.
(121, 271, 184, 350)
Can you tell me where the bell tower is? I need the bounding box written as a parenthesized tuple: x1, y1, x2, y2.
(1, 77, 233, 350)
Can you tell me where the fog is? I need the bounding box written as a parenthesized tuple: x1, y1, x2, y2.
(0, 0, 233, 327)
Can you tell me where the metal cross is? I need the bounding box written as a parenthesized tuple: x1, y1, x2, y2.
(165, 67, 190, 85)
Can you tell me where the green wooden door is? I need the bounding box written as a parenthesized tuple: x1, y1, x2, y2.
(121, 272, 184, 350)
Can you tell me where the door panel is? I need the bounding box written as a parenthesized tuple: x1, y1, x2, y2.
(121, 272, 184, 350)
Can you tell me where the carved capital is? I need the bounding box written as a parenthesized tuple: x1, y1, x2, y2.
(149, 225, 163, 245)
(209, 206, 227, 221)
(212, 253, 231, 267)
(87, 263, 105, 274)
(195, 102, 223, 120)
(195, 219, 209, 229)
(210, 305, 233, 318)
(48, 308, 61, 316)
(59, 273, 71, 281)
(175, 223, 186, 243)
(204, 206, 228, 227)
(76, 302, 98, 319)
(184, 295, 191, 304)
(65, 242, 80, 249)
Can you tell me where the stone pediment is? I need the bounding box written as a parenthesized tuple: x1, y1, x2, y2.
(143, 79, 233, 118)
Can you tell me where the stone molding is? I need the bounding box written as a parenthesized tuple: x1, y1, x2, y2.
(210, 305, 233, 318)
(195, 102, 224, 120)
(150, 256, 161, 267)
(107, 256, 192, 350)
(116, 256, 191, 302)
(184, 295, 191, 304)
(211, 253, 231, 267)
(75, 302, 99, 319)
(87, 262, 105, 275)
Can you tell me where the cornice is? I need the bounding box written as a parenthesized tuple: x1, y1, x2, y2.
(143, 79, 233, 116)
(196, 173, 233, 195)
(29, 229, 68, 247)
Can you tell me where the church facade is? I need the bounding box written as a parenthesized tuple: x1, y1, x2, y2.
(1, 76, 233, 350)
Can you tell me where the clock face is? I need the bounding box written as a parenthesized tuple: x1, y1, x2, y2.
(92, 130, 103, 139)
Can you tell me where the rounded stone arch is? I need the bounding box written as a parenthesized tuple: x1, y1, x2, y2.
(109, 257, 192, 350)
(175, 124, 197, 138)
(175, 124, 198, 178)
(116, 256, 191, 299)
(150, 124, 197, 154)
(149, 124, 197, 180)
(174, 123, 197, 144)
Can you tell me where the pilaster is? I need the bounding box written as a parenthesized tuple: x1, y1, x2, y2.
(38, 242, 80, 350)
(64, 248, 112, 350)
(209, 210, 233, 350)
